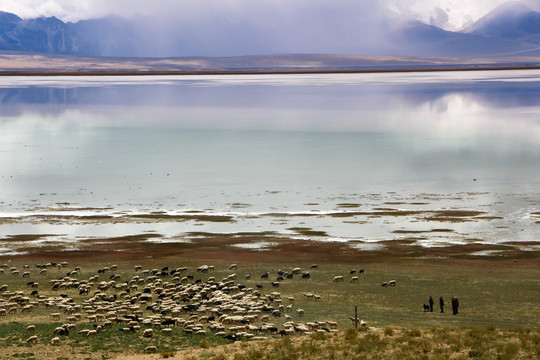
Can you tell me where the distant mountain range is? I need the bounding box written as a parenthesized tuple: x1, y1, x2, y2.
(1, 1, 540, 58)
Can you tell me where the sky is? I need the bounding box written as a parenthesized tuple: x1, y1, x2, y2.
(1, 0, 539, 31)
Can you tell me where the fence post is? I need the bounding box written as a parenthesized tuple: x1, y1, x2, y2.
(354, 304, 358, 328)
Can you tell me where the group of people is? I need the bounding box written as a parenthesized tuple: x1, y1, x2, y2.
(426, 296, 459, 315)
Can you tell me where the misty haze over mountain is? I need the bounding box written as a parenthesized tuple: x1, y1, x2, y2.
(0, 1, 539, 58)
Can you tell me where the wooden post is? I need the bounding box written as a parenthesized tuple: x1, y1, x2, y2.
(354, 305, 358, 328)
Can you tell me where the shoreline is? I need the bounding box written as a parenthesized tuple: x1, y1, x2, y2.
(1, 64, 540, 76)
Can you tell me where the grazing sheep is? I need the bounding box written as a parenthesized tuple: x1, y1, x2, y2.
(327, 321, 338, 329)
(50, 313, 61, 321)
(144, 346, 157, 353)
(26, 335, 38, 343)
(53, 326, 69, 336)
(51, 337, 60, 345)
(381, 282, 388, 287)
(351, 276, 359, 283)
(87, 330, 97, 337)
(287, 296, 295, 303)
(143, 329, 153, 338)
(360, 320, 367, 327)
(301, 272, 311, 279)
(296, 308, 304, 317)
(333, 276, 344, 283)
(161, 328, 173, 335)
(229, 264, 238, 270)
(22, 272, 30, 278)
(26, 325, 36, 333)
(310, 264, 318, 270)
(388, 280, 396, 287)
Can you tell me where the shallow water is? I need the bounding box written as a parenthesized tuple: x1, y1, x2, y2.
(0, 71, 539, 253)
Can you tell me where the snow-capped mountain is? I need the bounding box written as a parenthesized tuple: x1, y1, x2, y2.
(1, 1, 540, 58)
(466, 2, 540, 43)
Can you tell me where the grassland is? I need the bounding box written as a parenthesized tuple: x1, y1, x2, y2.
(0, 247, 538, 359)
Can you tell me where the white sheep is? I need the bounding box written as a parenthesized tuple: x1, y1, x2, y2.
(144, 345, 157, 353)
(26, 325, 36, 332)
(333, 276, 344, 282)
(51, 337, 60, 345)
(26, 335, 38, 343)
(351, 276, 359, 283)
(142, 329, 153, 338)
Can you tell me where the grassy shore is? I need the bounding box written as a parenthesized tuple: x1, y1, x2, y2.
(0, 247, 538, 359)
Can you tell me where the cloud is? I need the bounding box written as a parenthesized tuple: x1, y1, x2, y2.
(2, 0, 537, 24)
(384, 0, 540, 30)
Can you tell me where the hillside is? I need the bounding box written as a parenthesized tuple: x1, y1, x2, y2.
(1, 52, 539, 74)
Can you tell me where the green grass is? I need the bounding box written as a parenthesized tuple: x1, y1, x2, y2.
(0, 257, 538, 358)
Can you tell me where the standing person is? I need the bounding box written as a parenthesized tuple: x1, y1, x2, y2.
(429, 296, 434, 312)
(439, 296, 444, 313)
(454, 297, 459, 314)
(451, 297, 457, 315)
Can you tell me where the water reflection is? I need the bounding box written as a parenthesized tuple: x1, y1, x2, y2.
(0, 71, 539, 213)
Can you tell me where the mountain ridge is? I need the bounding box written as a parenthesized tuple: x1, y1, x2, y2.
(1, 2, 540, 58)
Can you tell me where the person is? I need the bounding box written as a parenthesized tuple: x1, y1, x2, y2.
(439, 296, 444, 313)
(452, 297, 459, 315)
(429, 296, 434, 312)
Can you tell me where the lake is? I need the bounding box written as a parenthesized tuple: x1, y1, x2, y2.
(0, 71, 539, 255)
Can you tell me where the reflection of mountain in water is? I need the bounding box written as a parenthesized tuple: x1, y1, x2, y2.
(0, 87, 80, 104)
(1, 79, 540, 118)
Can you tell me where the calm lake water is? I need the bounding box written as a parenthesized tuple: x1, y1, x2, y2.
(0, 71, 539, 252)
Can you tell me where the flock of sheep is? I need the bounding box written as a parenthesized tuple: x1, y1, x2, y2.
(0, 261, 375, 353)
